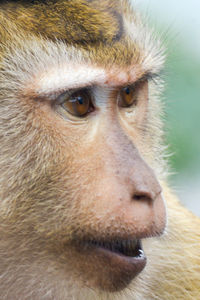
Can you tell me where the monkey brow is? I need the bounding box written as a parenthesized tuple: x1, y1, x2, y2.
(29, 65, 161, 102)
(104, 69, 162, 89)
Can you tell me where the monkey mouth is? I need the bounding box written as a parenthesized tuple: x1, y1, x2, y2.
(86, 238, 145, 259)
(70, 238, 146, 291)
(80, 238, 146, 285)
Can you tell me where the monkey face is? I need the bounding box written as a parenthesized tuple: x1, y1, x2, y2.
(18, 81, 165, 292)
(47, 82, 166, 292)
(0, 0, 166, 294)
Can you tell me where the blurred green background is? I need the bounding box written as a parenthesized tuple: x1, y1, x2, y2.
(134, 0, 200, 215)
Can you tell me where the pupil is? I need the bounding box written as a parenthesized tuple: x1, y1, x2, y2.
(125, 87, 130, 95)
(77, 97, 84, 105)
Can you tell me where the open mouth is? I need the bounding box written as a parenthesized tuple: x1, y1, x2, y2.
(86, 238, 144, 259)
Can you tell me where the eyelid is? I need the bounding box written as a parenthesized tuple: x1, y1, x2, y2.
(33, 86, 93, 105)
(119, 72, 153, 91)
(55, 87, 92, 104)
(56, 90, 75, 105)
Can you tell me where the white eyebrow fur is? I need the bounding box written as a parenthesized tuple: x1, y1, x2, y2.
(35, 64, 107, 96)
(1, 38, 108, 96)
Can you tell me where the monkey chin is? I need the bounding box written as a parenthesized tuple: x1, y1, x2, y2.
(70, 239, 146, 292)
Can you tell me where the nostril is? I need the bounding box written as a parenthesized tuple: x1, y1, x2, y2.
(133, 193, 153, 202)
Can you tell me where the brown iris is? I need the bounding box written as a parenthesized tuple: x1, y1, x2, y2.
(119, 86, 137, 107)
(61, 89, 93, 117)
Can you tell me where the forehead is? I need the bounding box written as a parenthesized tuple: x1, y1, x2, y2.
(0, 0, 141, 66)
(3, 0, 125, 43)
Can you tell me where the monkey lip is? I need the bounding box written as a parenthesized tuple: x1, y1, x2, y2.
(83, 238, 146, 278)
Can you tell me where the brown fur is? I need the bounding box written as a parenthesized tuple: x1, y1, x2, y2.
(0, 1, 199, 299)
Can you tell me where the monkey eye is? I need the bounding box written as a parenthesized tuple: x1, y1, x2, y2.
(118, 86, 137, 108)
(58, 89, 94, 117)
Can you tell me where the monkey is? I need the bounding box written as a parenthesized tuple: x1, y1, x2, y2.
(0, 0, 199, 299)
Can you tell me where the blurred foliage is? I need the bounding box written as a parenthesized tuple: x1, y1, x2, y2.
(164, 41, 200, 176)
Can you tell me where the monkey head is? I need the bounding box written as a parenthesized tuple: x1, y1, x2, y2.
(0, 0, 166, 293)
